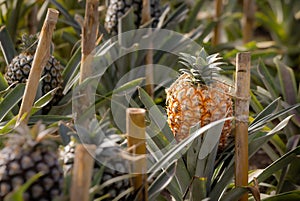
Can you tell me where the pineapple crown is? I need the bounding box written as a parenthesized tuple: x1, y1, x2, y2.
(179, 48, 225, 85)
(5, 122, 58, 150)
(18, 33, 54, 54)
(18, 33, 39, 54)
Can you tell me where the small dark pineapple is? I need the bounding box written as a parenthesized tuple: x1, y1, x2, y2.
(5, 34, 64, 113)
(60, 139, 130, 201)
(105, 0, 162, 35)
(0, 123, 63, 201)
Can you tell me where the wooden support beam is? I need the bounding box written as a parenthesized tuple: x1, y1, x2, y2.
(235, 52, 251, 201)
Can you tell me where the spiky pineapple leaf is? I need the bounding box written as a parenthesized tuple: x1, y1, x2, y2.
(248, 103, 300, 135)
(0, 73, 9, 92)
(138, 87, 174, 142)
(274, 58, 298, 105)
(255, 144, 300, 184)
(148, 117, 233, 174)
(262, 190, 300, 201)
(183, 0, 206, 32)
(0, 26, 17, 65)
(198, 121, 224, 160)
(48, 0, 80, 33)
(28, 115, 72, 124)
(257, 59, 278, 98)
(220, 187, 248, 201)
(0, 83, 25, 122)
(148, 162, 177, 201)
(31, 87, 58, 115)
(249, 97, 281, 127)
(118, 8, 136, 35)
(62, 46, 81, 89)
(210, 115, 293, 200)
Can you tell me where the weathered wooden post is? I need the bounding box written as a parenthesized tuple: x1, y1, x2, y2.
(18, 8, 59, 123)
(235, 52, 251, 201)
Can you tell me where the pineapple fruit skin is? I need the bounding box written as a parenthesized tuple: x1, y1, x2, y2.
(0, 134, 63, 201)
(60, 140, 131, 200)
(5, 52, 64, 113)
(166, 71, 233, 149)
(105, 0, 161, 35)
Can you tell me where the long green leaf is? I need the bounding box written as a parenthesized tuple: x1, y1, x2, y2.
(0, 25, 16, 64)
(220, 187, 248, 201)
(255, 145, 300, 184)
(30, 87, 58, 115)
(148, 162, 177, 200)
(183, 0, 205, 32)
(257, 59, 278, 98)
(249, 97, 281, 127)
(48, 0, 80, 33)
(249, 115, 294, 156)
(148, 117, 233, 174)
(249, 104, 300, 134)
(62, 46, 81, 88)
(28, 115, 72, 124)
(6, 0, 22, 42)
(210, 115, 293, 200)
(274, 58, 298, 105)
(138, 87, 174, 142)
(0, 73, 9, 92)
(0, 84, 25, 122)
(262, 190, 300, 201)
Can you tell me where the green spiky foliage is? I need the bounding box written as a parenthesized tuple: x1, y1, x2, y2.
(0, 123, 63, 201)
(59, 119, 132, 201)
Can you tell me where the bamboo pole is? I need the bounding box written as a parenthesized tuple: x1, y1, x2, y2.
(235, 52, 251, 201)
(70, 144, 96, 201)
(18, 8, 59, 124)
(242, 0, 255, 43)
(212, 0, 223, 46)
(126, 108, 148, 201)
(142, 0, 154, 98)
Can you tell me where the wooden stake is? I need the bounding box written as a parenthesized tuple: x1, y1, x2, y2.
(70, 144, 96, 201)
(212, 0, 223, 46)
(126, 108, 148, 201)
(18, 8, 59, 123)
(142, 0, 154, 98)
(235, 52, 251, 201)
(80, 0, 99, 84)
(242, 0, 255, 43)
(76, 0, 99, 126)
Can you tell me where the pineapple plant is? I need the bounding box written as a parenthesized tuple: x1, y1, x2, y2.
(59, 121, 131, 200)
(166, 48, 233, 149)
(4, 33, 64, 113)
(0, 123, 63, 201)
(105, 0, 162, 35)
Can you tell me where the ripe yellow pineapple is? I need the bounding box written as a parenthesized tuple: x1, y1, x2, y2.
(166, 49, 233, 149)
